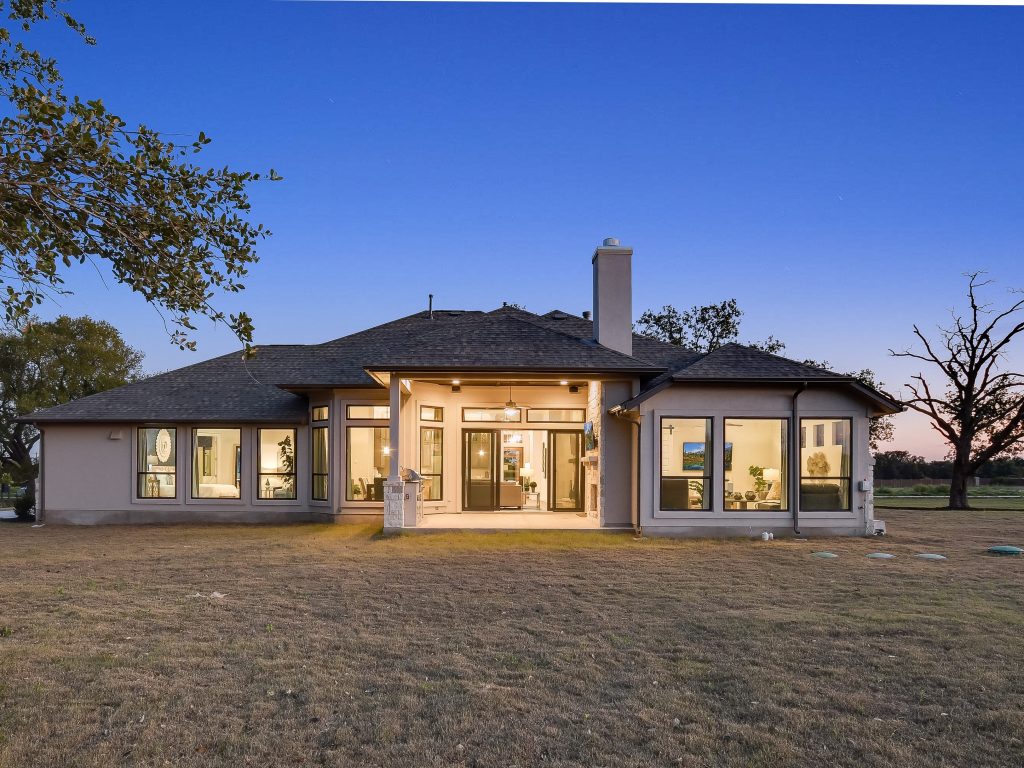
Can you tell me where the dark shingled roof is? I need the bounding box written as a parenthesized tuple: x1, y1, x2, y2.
(671, 343, 846, 381)
(23, 347, 311, 424)
(362, 307, 660, 373)
(21, 307, 900, 423)
(614, 343, 903, 414)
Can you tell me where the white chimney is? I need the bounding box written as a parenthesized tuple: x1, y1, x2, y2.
(592, 237, 633, 356)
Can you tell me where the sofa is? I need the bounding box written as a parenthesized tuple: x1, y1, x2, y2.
(799, 482, 845, 511)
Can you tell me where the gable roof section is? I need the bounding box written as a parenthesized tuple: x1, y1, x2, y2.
(614, 343, 903, 415)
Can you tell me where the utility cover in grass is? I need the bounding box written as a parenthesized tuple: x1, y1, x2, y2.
(987, 545, 1023, 556)
(866, 553, 896, 559)
(916, 553, 947, 560)
(812, 552, 838, 559)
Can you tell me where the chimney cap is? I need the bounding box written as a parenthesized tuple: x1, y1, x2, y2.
(602, 237, 620, 247)
(582, 310, 592, 320)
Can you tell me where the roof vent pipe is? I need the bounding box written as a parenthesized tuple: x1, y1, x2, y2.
(428, 294, 434, 319)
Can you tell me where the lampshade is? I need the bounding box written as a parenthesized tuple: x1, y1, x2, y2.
(764, 467, 780, 483)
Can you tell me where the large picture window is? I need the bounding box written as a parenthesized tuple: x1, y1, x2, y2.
(420, 427, 443, 501)
(347, 427, 390, 501)
(312, 426, 329, 501)
(659, 417, 712, 510)
(800, 418, 852, 511)
(258, 428, 297, 500)
(192, 428, 241, 499)
(723, 418, 788, 511)
(137, 427, 176, 498)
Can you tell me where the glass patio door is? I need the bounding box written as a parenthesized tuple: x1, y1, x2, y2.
(463, 429, 498, 510)
(548, 430, 583, 511)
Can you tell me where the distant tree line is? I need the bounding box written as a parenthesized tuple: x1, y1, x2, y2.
(874, 451, 1024, 482)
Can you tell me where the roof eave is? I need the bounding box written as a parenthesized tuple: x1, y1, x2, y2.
(618, 377, 904, 414)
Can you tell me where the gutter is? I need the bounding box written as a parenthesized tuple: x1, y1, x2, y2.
(791, 383, 808, 535)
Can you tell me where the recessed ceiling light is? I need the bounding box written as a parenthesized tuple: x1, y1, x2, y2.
(452, 379, 461, 385)
(559, 380, 569, 386)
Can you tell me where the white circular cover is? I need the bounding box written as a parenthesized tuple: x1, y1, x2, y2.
(156, 428, 173, 463)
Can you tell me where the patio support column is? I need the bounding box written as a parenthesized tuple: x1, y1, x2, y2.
(388, 373, 401, 482)
(384, 373, 405, 531)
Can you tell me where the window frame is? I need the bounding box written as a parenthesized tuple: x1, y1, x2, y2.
(345, 425, 391, 502)
(420, 405, 444, 422)
(799, 417, 854, 512)
(526, 408, 586, 424)
(346, 404, 391, 420)
(136, 426, 178, 501)
(311, 425, 329, 502)
(419, 425, 443, 501)
(311, 405, 329, 422)
(658, 416, 714, 512)
(722, 416, 791, 513)
(190, 426, 243, 501)
(461, 407, 522, 423)
(256, 427, 298, 502)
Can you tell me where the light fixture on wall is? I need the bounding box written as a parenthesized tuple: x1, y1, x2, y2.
(569, 385, 580, 394)
(503, 385, 519, 419)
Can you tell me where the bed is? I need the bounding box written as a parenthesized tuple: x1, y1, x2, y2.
(196, 483, 240, 499)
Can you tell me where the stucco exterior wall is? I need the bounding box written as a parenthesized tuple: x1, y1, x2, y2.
(597, 380, 636, 528)
(637, 385, 874, 537)
(39, 422, 316, 525)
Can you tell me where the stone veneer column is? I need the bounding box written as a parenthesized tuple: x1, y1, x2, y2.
(863, 459, 876, 535)
(384, 373, 405, 532)
(384, 480, 406, 531)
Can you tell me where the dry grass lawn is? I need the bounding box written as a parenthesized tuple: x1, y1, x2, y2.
(1, 510, 1023, 767)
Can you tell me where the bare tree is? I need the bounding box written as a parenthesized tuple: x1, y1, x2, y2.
(891, 273, 1024, 509)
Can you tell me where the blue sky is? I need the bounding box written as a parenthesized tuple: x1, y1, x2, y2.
(26, 2, 1024, 459)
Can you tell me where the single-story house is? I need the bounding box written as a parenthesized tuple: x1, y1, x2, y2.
(23, 239, 901, 535)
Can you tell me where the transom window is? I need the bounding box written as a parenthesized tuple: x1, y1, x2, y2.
(723, 418, 788, 511)
(420, 405, 443, 422)
(526, 408, 586, 423)
(659, 417, 712, 511)
(462, 407, 521, 423)
(312, 406, 329, 422)
(800, 418, 852, 511)
(347, 405, 390, 420)
(137, 427, 176, 499)
(258, 428, 297, 500)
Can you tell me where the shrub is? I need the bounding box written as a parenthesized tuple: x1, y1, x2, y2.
(12, 494, 35, 521)
(874, 487, 894, 496)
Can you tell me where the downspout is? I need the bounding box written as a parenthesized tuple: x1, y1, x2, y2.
(791, 383, 807, 535)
